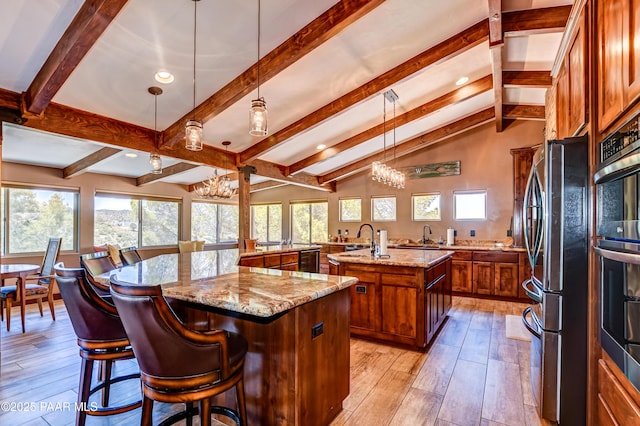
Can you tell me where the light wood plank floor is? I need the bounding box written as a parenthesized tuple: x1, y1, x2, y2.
(0, 297, 552, 425)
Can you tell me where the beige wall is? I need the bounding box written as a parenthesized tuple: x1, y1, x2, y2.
(251, 120, 545, 243)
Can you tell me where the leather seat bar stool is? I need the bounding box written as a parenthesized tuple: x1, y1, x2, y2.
(53, 264, 141, 425)
(119, 246, 142, 266)
(79, 251, 116, 297)
(110, 278, 248, 426)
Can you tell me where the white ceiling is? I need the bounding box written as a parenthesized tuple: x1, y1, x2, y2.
(0, 0, 573, 187)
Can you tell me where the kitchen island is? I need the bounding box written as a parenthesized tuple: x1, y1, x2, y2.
(102, 250, 358, 425)
(328, 248, 453, 349)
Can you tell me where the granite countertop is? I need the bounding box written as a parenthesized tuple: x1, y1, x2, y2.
(327, 248, 454, 268)
(239, 244, 321, 257)
(318, 241, 525, 252)
(99, 250, 357, 318)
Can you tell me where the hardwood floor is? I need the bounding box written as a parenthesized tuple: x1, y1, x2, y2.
(0, 297, 552, 425)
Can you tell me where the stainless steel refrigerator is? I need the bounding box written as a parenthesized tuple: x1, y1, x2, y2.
(521, 135, 588, 425)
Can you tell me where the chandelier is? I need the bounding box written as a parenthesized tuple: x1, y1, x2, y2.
(195, 141, 237, 199)
(372, 89, 405, 189)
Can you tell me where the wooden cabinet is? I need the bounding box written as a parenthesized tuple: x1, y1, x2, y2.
(472, 252, 520, 298)
(451, 251, 473, 293)
(238, 250, 317, 272)
(493, 262, 520, 297)
(473, 261, 494, 295)
(511, 147, 535, 248)
(337, 258, 451, 349)
(319, 245, 346, 274)
(597, 0, 640, 131)
(557, 8, 586, 138)
(598, 357, 640, 424)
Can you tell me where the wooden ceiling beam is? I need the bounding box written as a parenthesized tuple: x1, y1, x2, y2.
(136, 162, 199, 186)
(488, 0, 503, 133)
(161, 0, 386, 148)
(23, 0, 129, 115)
(287, 74, 493, 175)
(239, 19, 490, 163)
(250, 180, 289, 193)
(318, 108, 495, 184)
(250, 159, 334, 192)
(502, 5, 571, 34)
(488, 0, 503, 45)
(503, 104, 545, 120)
(63, 146, 121, 178)
(503, 70, 552, 87)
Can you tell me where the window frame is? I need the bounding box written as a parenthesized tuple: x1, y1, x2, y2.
(412, 192, 441, 221)
(289, 199, 328, 245)
(453, 190, 487, 221)
(339, 197, 362, 222)
(94, 192, 182, 248)
(250, 203, 282, 243)
(2, 184, 80, 255)
(371, 196, 397, 222)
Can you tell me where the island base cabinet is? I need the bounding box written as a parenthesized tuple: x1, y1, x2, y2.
(174, 289, 351, 425)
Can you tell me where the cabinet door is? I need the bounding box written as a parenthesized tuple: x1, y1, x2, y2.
(556, 63, 570, 139)
(380, 271, 418, 339)
(624, 0, 640, 104)
(347, 270, 378, 331)
(598, 0, 625, 131)
(568, 11, 586, 136)
(473, 261, 493, 295)
(239, 256, 264, 267)
(451, 260, 473, 293)
(493, 262, 520, 298)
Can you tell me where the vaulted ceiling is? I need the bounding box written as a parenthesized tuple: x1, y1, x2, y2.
(0, 0, 573, 193)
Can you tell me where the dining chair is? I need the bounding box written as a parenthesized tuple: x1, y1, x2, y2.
(0, 237, 61, 331)
(54, 263, 141, 426)
(110, 279, 248, 426)
(79, 251, 116, 296)
(119, 246, 142, 266)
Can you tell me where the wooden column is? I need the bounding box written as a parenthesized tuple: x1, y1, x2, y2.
(237, 166, 254, 246)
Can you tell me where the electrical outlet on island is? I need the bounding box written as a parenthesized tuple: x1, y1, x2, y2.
(470, 230, 475, 237)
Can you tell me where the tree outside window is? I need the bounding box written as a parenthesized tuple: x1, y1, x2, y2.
(371, 197, 396, 222)
(3, 186, 78, 254)
(191, 202, 239, 244)
(290, 201, 328, 244)
(251, 204, 282, 243)
(412, 193, 441, 221)
(339, 198, 361, 222)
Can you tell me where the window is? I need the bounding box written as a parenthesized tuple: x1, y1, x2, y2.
(454, 191, 487, 220)
(339, 198, 361, 222)
(251, 204, 282, 243)
(191, 202, 239, 244)
(412, 193, 441, 221)
(371, 196, 396, 222)
(94, 194, 180, 247)
(2, 185, 79, 254)
(290, 201, 328, 244)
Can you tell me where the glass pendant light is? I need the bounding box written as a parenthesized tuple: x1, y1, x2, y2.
(372, 89, 404, 189)
(250, 0, 268, 136)
(148, 86, 163, 174)
(186, 0, 203, 151)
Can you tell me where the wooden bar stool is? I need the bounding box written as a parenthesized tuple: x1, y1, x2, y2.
(54, 264, 141, 426)
(110, 278, 248, 426)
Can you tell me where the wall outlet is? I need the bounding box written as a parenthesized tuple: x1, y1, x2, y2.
(470, 230, 476, 237)
(507, 229, 513, 237)
(453, 230, 457, 237)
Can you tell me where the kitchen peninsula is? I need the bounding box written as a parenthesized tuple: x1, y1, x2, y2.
(328, 248, 453, 349)
(101, 250, 357, 426)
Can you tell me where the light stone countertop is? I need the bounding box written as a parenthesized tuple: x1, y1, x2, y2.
(318, 241, 525, 252)
(99, 250, 357, 318)
(327, 248, 454, 268)
(238, 244, 321, 257)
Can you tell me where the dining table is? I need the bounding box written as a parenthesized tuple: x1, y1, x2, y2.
(1, 263, 40, 333)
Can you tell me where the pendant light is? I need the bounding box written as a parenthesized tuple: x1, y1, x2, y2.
(148, 86, 163, 174)
(249, 0, 268, 136)
(185, 0, 203, 151)
(372, 89, 404, 189)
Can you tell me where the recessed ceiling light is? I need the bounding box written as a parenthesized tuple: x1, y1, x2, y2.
(154, 71, 174, 84)
(456, 76, 469, 86)
(316, 144, 326, 150)
(125, 153, 138, 158)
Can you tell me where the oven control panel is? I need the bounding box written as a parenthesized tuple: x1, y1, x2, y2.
(599, 115, 640, 166)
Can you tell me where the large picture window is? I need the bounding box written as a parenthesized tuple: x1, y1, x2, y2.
(412, 193, 441, 221)
(371, 196, 396, 222)
(2, 185, 79, 254)
(454, 191, 487, 220)
(290, 201, 328, 244)
(339, 198, 361, 222)
(94, 194, 180, 247)
(251, 204, 282, 243)
(191, 202, 239, 244)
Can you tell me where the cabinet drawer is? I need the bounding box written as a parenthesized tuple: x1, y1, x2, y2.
(264, 254, 281, 267)
(452, 250, 472, 261)
(598, 359, 640, 424)
(281, 252, 299, 265)
(472, 251, 518, 263)
(329, 246, 346, 254)
(240, 256, 264, 267)
(381, 272, 417, 287)
(280, 263, 299, 271)
(427, 260, 447, 283)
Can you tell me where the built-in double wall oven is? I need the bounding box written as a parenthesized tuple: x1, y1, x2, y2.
(595, 112, 640, 392)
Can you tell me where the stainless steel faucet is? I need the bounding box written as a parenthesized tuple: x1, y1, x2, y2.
(357, 224, 376, 256)
(422, 224, 432, 244)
